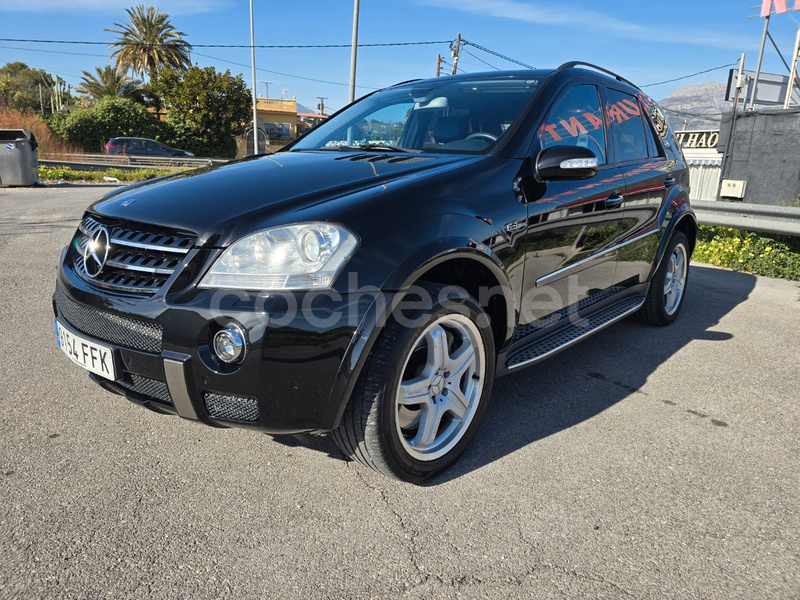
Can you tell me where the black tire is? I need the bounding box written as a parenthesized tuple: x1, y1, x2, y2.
(332, 281, 495, 483)
(635, 231, 690, 326)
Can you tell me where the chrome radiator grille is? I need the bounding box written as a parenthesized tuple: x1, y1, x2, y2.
(74, 215, 195, 295)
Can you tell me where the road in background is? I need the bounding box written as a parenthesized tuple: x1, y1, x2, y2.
(1, 186, 798, 599)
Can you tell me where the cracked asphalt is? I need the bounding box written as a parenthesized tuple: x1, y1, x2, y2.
(1, 186, 798, 599)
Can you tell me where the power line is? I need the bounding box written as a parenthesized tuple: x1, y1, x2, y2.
(641, 62, 739, 88)
(192, 51, 378, 90)
(0, 51, 84, 80)
(461, 47, 500, 71)
(461, 40, 535, 70)
(439, 57, 467, 75)
(0, 44, 106, 58)
(0, 37, 451, 49)
(661, 108, 723, 122)
(1, 42, 382, 92)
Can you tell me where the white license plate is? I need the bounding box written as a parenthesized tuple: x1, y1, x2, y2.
(55, 319, 116, 381)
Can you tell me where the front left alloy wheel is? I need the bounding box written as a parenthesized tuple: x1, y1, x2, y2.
(332, 282, 495, 483)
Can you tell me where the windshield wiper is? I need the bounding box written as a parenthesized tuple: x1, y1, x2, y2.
(354, 144, 420, 153)
(311, 144, 421, 153)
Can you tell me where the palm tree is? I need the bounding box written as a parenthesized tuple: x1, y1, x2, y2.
(105, 5, 191, 79)
(76, 65, 140, 99)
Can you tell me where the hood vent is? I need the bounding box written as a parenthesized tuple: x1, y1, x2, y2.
(336, 154, 434, 164)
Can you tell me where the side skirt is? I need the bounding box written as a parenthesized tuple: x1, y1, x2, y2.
(496, 286, 648, 375)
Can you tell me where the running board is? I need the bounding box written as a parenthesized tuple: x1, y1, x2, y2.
(506, 296, 646, 371)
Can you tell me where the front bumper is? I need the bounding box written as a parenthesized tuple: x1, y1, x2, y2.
(54, 256, 386, 434)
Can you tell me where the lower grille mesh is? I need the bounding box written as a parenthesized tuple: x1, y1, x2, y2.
(118, 374, 172, 405)
(204, 392, 259, 422)
(54, 286, 163, 354)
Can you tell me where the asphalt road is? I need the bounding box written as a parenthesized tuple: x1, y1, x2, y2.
(1, 185, 798, 599)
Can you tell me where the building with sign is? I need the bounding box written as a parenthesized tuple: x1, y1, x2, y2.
(235, 97, 329, 158)
(675, 130, 724, 202)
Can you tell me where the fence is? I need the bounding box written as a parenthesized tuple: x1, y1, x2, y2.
(39, 153, 227, 171)
(692, 200, 800, 237)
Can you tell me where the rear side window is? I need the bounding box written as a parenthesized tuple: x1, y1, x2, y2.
(538, 85, 607, 164)
(605, 89, 659, 162)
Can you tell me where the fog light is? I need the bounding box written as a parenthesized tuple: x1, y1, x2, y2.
(213, 326, 246, 364)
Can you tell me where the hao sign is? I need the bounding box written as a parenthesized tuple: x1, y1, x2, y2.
(761, 0, 800, 16)
(674, 130, 719, 150)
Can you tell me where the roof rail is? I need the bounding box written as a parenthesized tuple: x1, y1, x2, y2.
(555, 62, 639, 90)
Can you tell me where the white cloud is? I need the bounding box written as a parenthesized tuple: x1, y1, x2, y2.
(0, 0, 230, 15)
(419, 0, 746, 51)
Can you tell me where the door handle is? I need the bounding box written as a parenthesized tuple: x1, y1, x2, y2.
(664, 177, 676, 188)
(605, 194, 624, 209)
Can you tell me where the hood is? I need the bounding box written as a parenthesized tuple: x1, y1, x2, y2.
(90, 151, 481, 245)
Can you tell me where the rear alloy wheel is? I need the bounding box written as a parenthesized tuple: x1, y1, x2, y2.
(332, 282, 494, 482)
(635, 231, 690, 326)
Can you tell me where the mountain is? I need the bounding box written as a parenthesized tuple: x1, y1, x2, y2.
(658, 81, 730, 131)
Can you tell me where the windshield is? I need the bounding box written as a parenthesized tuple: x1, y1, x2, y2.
(288, 77, 542, 154)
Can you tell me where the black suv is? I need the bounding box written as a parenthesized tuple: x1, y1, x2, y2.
(54, 64, 695, 482)
(105, 137, 195, 157)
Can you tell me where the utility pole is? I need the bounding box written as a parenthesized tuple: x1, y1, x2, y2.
(316, 97, 327, 115)
(249, 0, 259, 154)
(722, 53, 747, 184)
(451, 33, 461, 75)
(260, 81, 273, 99)
(784, 27, 800, 109)
(348, 0, 360, 104)
(749, 15, 770, 109)
(436, 54, 442, 77)
(38, 83, 44, 114)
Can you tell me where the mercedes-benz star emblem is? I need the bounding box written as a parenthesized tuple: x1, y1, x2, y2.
(84, 226, 110, 278)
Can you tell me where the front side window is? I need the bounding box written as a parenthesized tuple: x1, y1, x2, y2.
(605, 89, 654, 163)
(538, 85, 607, 164)
(289, 77, 541, 154)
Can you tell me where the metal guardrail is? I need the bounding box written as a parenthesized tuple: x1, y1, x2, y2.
(692, 200, 800, 237)
(39, 153, 228, 171)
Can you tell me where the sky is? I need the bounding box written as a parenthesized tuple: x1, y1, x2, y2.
(1, 0, 800, 112)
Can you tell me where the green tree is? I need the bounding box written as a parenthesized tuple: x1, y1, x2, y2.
(0, 62, 55, 112)
(57, 97, 168, 152)
(76, 65, 141, 100)
(106, 5, 191, 79)
(151, 65, 250, 158)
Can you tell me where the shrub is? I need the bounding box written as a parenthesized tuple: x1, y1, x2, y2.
(151, 65, 250, 158)
(693, 226, 800, 281)
(55, 97, 169, 152)
(38, 165, 181, 183)
(0, 108, 79, 156)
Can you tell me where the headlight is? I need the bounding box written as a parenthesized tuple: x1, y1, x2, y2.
(199, 223, 358, 291)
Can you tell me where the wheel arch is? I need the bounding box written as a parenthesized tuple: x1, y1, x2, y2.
(653, 203, 697, 276)
(319, 245, 516, 431)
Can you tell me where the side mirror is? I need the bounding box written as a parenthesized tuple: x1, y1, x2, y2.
(535, 145, 599, 181)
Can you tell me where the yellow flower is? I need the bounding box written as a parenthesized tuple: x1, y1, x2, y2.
(765, 247, 772, 252)
(738, 258, 744, 263)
